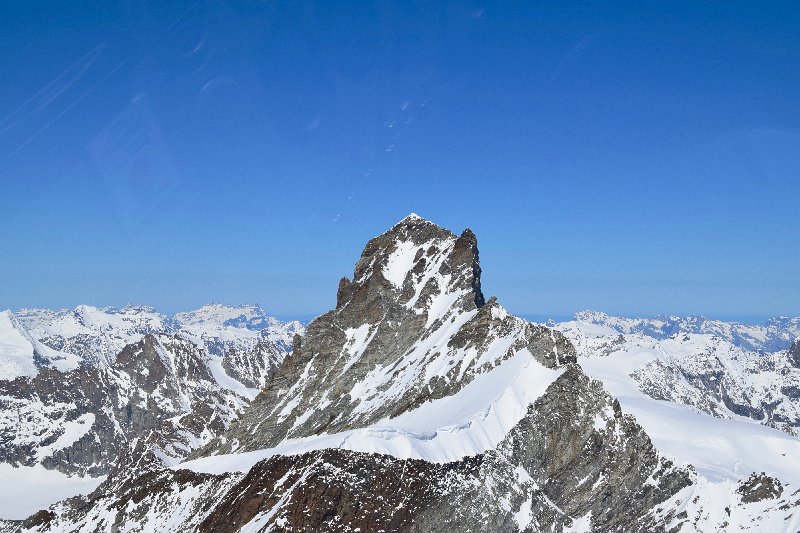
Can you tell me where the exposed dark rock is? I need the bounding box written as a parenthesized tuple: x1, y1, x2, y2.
(789, 340, 800, 368)
(737, 472, 783, 503)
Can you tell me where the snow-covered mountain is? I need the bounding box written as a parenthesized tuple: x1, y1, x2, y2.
(570, 309, 800, 353)
(0, 304, 303, 520)
(13, 305, 176, 367)
(175, 303, 302, 354)
(557, 313, 800, 437)
(7, 215, 799, 532)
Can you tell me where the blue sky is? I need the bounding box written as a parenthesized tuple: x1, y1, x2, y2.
(1, 1, 798, 321)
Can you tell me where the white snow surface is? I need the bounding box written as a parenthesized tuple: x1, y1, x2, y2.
(557, 319, 800, 486)
(383, 239, 421, 288)
(178, 348, 563, 474)
(0, 464, 104, 520)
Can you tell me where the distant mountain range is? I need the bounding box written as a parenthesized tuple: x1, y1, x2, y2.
(1, 216, 799, 531)
(560, 309, 800, 352)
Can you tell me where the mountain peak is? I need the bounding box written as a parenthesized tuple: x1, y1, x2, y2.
(193, 217, 574, 459)
(397, 212, 424, 223)
(574, 309, 611, 322)
(335, 217, 484, 321)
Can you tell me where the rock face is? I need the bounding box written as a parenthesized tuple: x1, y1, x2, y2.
(789, 340, 800, 368)
(5, 216, 800, 532)
(0, 305, 303, 479)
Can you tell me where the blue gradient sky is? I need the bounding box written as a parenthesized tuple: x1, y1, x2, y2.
(1, 1, 798, 321)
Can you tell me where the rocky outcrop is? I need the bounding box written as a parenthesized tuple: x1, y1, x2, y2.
(737, 472, 783, 503)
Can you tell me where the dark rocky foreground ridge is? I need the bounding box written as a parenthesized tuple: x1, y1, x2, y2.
(4, 215, 800, 532)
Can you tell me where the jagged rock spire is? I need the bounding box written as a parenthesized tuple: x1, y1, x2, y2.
(335, 214, 485, 321)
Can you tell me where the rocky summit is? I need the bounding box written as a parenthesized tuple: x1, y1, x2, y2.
(3, 216, 800, 532)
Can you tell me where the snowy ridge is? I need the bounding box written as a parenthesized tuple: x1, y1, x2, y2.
(4, 303, 304, 385)
(180, 347, 563, 474)
(14, 305, 173, 366)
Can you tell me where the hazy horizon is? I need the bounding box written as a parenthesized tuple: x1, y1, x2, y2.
(5, 298, 793, 327)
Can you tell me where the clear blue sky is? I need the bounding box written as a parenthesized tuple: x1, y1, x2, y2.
(1, 1, 798, 321)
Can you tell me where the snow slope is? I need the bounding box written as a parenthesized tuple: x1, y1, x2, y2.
(556, 318, 800, 487)
(0, 310, 79, 379)
(0, 464, 104, 520)
(0, 310, 38, 379)
(180, 347, 563, 474)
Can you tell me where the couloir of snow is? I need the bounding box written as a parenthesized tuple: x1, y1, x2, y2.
(178, 348, 563, 475)
(556, 319, 800, 487)
(205, 357, 260, 401)
(0, 464, 105, 520)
